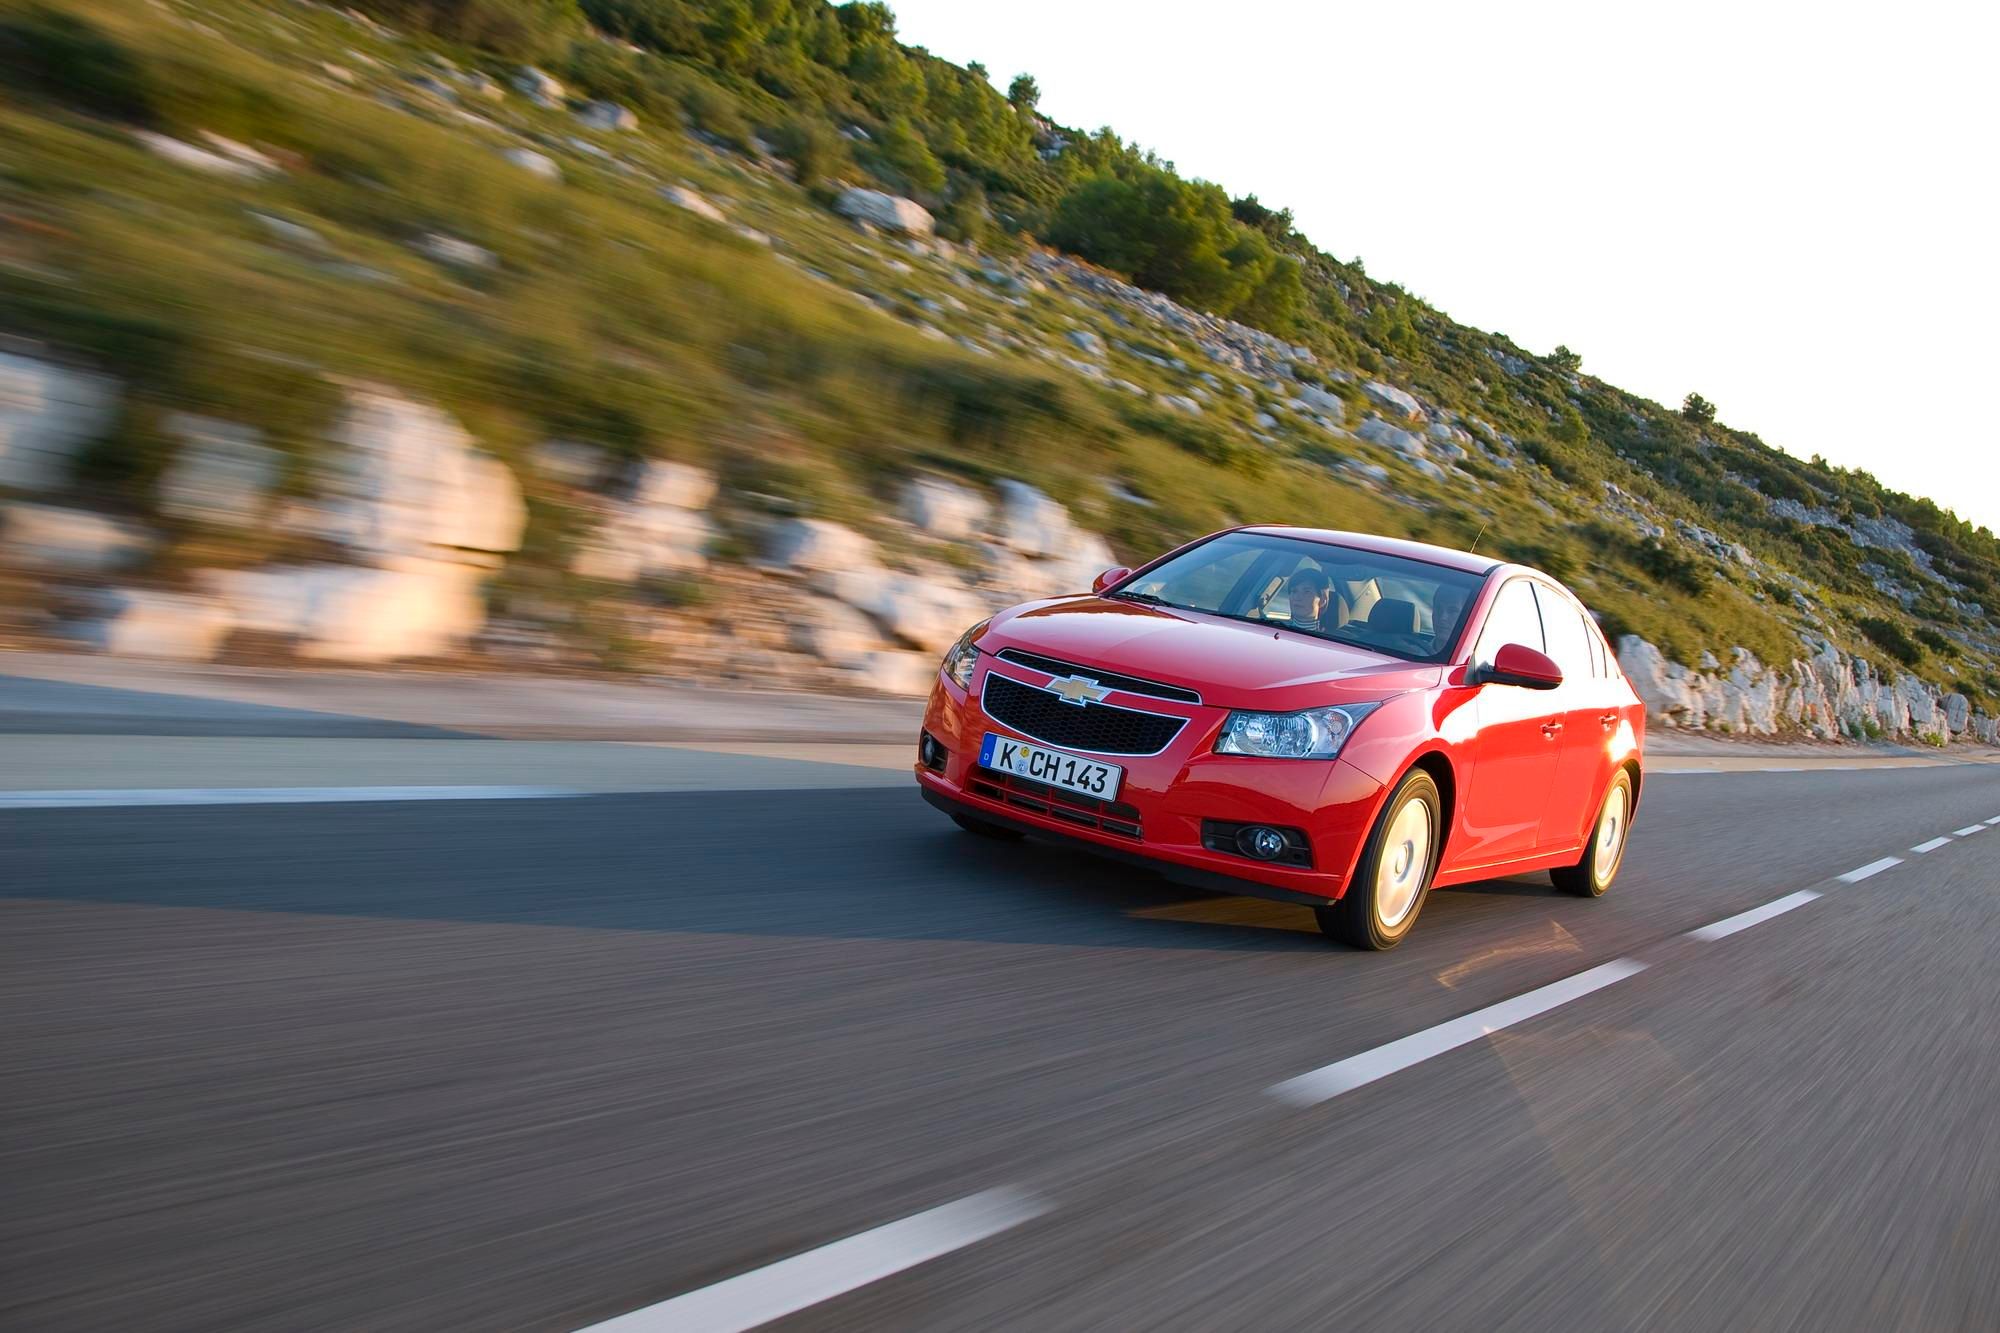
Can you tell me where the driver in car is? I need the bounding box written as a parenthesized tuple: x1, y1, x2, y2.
(1286, 567, 1335, 634)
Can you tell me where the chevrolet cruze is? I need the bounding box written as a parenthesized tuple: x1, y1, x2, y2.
(916, 527, 1645, 948)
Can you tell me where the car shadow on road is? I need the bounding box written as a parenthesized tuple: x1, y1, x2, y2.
(2, 788, 1350, 953)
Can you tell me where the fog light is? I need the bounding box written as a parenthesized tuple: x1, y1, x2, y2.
(919, 730, 949, 772)
(1239, 826, 1288, 861)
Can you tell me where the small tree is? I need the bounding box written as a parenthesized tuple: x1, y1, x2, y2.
(1549, 345, 1582, 373)
(1682, 392, 1716, 424)
(1007, 72, 1039, 113)
(877, 116, 943, 196)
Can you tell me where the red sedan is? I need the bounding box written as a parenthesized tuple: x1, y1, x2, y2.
(916, 527, 1645, 948)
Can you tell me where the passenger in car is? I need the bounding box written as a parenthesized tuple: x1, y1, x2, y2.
(1431, 584, 1469, 649)
(1286, 567, 1336, 633)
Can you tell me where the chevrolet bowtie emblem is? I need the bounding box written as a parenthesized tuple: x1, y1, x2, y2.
(1048, 674, 1111, 706)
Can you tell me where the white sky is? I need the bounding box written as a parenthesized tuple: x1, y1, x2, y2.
(887, 0, 2000, 533)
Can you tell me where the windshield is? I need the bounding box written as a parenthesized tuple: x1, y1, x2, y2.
(1111, 532, 1486, 664)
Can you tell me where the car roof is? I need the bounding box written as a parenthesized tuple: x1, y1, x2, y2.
(1236, 526, 1504, 576)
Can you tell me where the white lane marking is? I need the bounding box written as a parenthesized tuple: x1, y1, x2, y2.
(1955, 825, 1988, 837)
(1684, 889, 1822, 941)
(1268, 958, 1648, 1108)
(1651, 768, 1720, 775)
(1838, 856, 1904, 883)
(1911, 836, 1953, 854)
(576, 1187, 1049, 1333)
(0, 786, 578, 809)
(1987, 815, 2000, 826)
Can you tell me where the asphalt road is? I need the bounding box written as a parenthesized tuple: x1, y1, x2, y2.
(5, 760, 2000, 1330)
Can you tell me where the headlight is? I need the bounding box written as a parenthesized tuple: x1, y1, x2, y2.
(1215, 702, 1382, 759)
(941, 619, 988, 689)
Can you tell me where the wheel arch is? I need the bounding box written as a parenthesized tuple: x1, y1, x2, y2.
(1405, 747, 1458, 859)
(1619, 757, 1643, 812)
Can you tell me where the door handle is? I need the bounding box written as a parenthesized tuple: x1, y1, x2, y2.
(1541, 721, 1564, 737)
(1599, 712, 1618, 730)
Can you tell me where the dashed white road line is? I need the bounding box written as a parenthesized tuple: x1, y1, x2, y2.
(1987, 815, 2000, 826)
(1955, 824, 1988, 837)
(0, 786, 578, 809)
(1268, 958, 1649, 1107)
(1271, 825, 1983, 1109)
(575, 1187, 1049, 1333)
(1685, 890, 1822, 941)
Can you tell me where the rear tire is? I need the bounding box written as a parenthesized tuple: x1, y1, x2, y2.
(1316, 769, 1443, 950)
(951, 810, 1024, 841)
(1551, 770, 1633, 897)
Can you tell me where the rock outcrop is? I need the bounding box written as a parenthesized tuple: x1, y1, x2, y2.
(571, 461, 716, 581)
(0, 352, 118, 491)
(158, 414, 279, 528)
(835, 188, 934, 236)
(1616, 634, 1974, 744)
(0, 502, 150, 571)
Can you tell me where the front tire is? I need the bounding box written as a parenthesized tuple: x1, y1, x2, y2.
(1316, 769, 1442, 950)
(1551, 770, 1633, 897)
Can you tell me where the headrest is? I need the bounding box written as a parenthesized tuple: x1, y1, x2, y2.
(1367, 598, 1420, 635)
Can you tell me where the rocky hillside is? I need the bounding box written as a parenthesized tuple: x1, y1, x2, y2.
(1, 0, 1996, 745)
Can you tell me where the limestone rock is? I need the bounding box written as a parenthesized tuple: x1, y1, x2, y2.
(531, 439, 612, 489)
(134, 130, 273, 179)
(503, 147, 561, 180)
(790, 598, 885, 669)
(0, 352, 119, 491)
(820, 567, 986, 653)
(81, 590, 234, 660)
(994, 481, 1075, 559)
(158, 414, 279, 528)
(206, 559, 488, 661)
(1355, 416, 1428, 458)
(1293, 384, 1346, 421)
(570, 462, 718, 581)
(847, 648, 938, 697)
(575, 100, 637, 132)
(512, 66, 565, 107)
(901, 477, 989, 541)
(835, 188, 934, 236)
(662, 186, 726, 223)
(322, 388, 526, 558)
(1944, 692, 1971, 734)
(1, 503, 150, 571)
(766, 518, 876, 573)
(416, 233, 498, 269)
(632, 460, 717, 512)
(1362, 380, 1424, 420)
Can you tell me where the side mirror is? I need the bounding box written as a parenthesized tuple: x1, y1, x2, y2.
(1472, 643, 1563, 690)
(1092, 566, 1133, 595)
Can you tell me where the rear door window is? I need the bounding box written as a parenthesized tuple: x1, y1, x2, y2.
(1474, 578, 1544, 663)
(1532, 583, 1595, 683)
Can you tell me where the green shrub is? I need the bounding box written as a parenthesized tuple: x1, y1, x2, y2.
(0, 7, 155, 121)
(1857, 615, 1923, 666)
(349, 0, 582, 60)
(1631, 538, 1708, 595)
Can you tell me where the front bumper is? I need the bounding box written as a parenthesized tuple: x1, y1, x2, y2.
(915, 659, 1388, 904)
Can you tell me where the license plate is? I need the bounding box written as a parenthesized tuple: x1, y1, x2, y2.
(978, 733, 1123, 800)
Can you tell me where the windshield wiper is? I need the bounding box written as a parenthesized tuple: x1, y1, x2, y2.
(1110, 590, 1179, 608)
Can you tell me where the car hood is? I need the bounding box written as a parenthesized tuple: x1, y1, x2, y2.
(981, 596, 1441, 708)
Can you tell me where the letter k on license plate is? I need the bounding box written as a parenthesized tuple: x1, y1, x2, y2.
(979, 732, 1123, 799)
